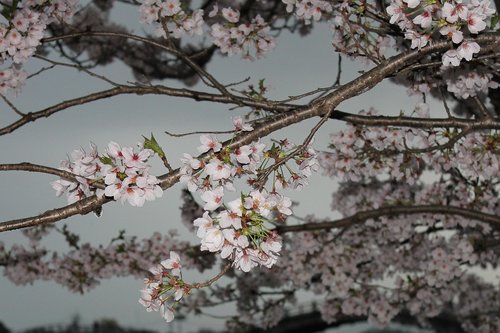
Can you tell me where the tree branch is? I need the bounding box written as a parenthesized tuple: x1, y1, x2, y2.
(0, 195, 109, 232)
(276, 205, 500, 233)
(329, 110, 500, 130)
(0, 85, 293, 136)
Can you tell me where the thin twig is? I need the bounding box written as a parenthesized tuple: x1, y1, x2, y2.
(0, 85, 294, 136)
(27, 65, 56, 79)
(0, 94, 24, 116)
(159, 155, 174, 173)
(334, 54, 342, 87)
(471, 95, 491, 119)
(439, 87, 452, 118)
(277, 84, 339, 104)
(165, 129, 235, 137)
(34, 55, 121, 87)
(225, 77, 251, 88)
(188, 264, 231, 289)
(42, 31, 232, 95)
(256, 109, 332, 189)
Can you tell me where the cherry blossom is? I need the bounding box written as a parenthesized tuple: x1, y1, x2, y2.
(198, 134, 222, 153)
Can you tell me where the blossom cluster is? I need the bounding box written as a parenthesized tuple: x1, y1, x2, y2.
(266, 176, 498, 330)
(424, 246, 474, 288)
(137, 1, 275, 59)
(282, 0, 333, 24)
(52, 141, 162, 207)
(280, 0, 394, 62)
(0, 65, 28, 94)
(0, 0, 77, 93)
(178, 117, 319, 272)
(1, 227, 204, 293)
(193, 204, 284, 272)
(138, 0, 204, 38)
(139, 251, 188, 322)
(319, 108, 499, 184)
(386, 0, 496, 66)
(443, 66, 499, 99)
(210, 8, 276, 59)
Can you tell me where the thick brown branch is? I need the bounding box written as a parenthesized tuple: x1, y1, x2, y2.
(276, 205, 500, 233)
(0, 195, 109, 232)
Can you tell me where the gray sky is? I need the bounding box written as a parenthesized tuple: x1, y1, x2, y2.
(0, 15, 427, 333)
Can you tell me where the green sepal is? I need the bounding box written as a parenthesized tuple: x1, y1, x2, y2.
(143, 133, 165, 158)
(491, 13, 499, 30)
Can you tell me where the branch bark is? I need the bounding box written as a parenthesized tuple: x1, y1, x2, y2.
(0, 195, 109, 232)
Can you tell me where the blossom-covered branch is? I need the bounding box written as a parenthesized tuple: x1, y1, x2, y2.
(1, 34, 499, 232)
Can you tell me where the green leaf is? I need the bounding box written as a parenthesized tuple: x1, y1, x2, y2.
(99, 155, 114, 165)
(143, 133, 165, 158)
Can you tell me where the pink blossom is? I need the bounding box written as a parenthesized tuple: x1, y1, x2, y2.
(161, 305, 175, 323)
(122, 147, 153, 169)
(159, 0, 181, 16)
(442, 49, 461, 67)
(218, 209, 243, 229)
(412, 9, 433, 28)
(232, 116, 253, 132)
(208, 4, 218, 17)
(233, 145, 253, 164)
(161, 251, 182, 276)
(442, 2, 468, 23)
(466, 12, 486, 33)
(201, 227, 225, 252)
(439, 26, 463, 44)
(193, 212, 214, 238)
(139, 289, 161, 312)
(386, 0, 407, 24)
(200, 186, 224, 211)
(222, 7, 240, 23)
(403, 0, 420, 8)
(198, 134, 222, 153)
(204, 158, 231, 181)
(457, 41, 480, 61)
